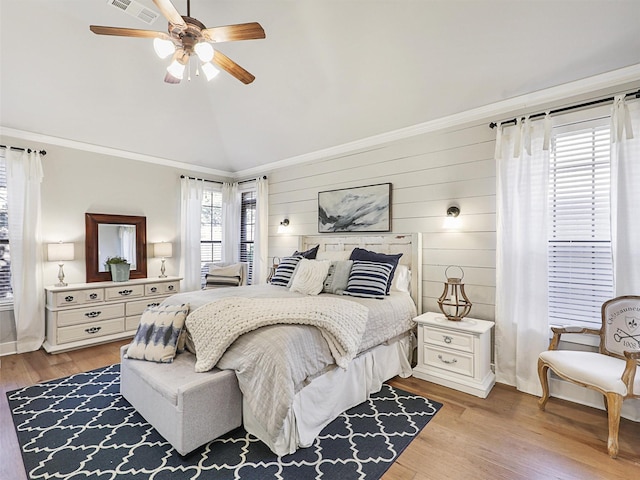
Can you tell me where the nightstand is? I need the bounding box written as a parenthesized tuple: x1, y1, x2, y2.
(413, 311, 495, 398)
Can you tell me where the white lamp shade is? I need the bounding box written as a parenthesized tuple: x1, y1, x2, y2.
(201, 61, 219, 81)
(48, 243, 74, 262)
(166, 60, 185, 79)
(153, 38, 175, 59)
(194, 42, 214, 62)
(153, 242, 173, 258)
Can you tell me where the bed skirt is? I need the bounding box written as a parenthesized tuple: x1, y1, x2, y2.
(242, 331, 414, 456)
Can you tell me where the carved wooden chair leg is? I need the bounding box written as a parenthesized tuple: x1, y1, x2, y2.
(605, 392, 622, 458)
(537, 359, 550, 411)
(603, 395, 609, 413)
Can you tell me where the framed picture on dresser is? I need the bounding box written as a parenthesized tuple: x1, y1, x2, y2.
(318, 182, 391, 233)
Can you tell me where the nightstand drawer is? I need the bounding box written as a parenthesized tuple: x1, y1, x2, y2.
(53, 289, 104, 307)
(105, 284, 144, 301)
(126, 297, 167, 316)
(424, 345, 474, 377)
(423, 325, 474, 353)
(57, 318, 124, 344)
(57, 303, 125, 327)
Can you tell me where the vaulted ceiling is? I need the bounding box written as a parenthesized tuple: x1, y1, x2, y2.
(2, 1, 640, 175)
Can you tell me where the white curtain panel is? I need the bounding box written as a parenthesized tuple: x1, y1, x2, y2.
(495, 117, 551, 395)
(252, 177, 269, 284)
(222, 182, 240, 263)
(7, 150, 44, 353)
(179, 177, 205, 292)
(611, 96, 640, 296)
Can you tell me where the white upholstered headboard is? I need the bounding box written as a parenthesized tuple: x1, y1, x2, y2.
(299, 233, 423, 313)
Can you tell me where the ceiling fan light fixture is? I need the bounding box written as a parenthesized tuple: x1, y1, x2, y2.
(194, 42, 214, 62)
(201, 62, 219, 81)
(166, 59, 186, 80)
(153, 37, 175, 59)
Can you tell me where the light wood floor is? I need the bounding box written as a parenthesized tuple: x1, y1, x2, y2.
(1, 341, 638, 480)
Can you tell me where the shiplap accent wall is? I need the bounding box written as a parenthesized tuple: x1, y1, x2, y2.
(267, 120, 497, 320)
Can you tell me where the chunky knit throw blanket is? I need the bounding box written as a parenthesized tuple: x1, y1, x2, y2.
(186, 296, 369, 373)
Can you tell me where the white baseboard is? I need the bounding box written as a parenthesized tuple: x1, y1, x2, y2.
(0, 340, 17, 356)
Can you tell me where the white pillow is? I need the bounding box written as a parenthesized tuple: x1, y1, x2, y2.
(316, 250, 352, 261)
(391, 265, 411, 293)
(289, 259, 331, 295)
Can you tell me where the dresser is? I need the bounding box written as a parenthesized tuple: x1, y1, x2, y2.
(413, 311, 495, 398)
(44, 276, 182, 353)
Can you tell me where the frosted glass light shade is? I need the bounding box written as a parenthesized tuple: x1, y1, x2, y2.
(166, 60, 185, 79)
(47, 243, 74, 262)
(153, 38, 175, 59)
(194, 42, 214, 62)
(153, 242, 173, 258)
(201, 62, 219, 81)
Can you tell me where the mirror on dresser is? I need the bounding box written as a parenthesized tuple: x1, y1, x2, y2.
(85, 213, 147, 282)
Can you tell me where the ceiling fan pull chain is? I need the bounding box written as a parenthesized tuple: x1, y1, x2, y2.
(187, 56, 192, 81)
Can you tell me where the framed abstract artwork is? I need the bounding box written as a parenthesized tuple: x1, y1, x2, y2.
(318, 183, 391, 233)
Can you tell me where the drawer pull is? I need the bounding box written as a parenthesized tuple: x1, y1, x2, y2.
(437, 354, 458, 365)
(443, 335, 453, 344)
(64, 295, 74, 302)
(167, 285, 175, 291)
(89, 293, 98, 300)
(147, 302, 160, 308)
(150, 287, 158, 293)
(85, 326, 102, 335)
(118, 289, 133, 296)
(84, 311, 102, 318)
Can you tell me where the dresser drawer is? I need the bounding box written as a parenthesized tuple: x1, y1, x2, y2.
(57, 318, 125, 344)
(53, 289, 104, 307)
(145, 281, 179, 296)
(57, 303, 125, 327)
(423, 325, 474, 353)
(125, 315, 142, 331)
(424, 345, 474, 378)
(126, 297, 167, 316)
(105, 284, 144, 301)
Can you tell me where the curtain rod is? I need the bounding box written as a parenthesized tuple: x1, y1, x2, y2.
(489, 88, 640, 129)
(0, 144, 47, 156)
(180, 174, 267, 185)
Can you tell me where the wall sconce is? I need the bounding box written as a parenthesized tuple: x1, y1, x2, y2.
(437, 265, 472, 321)
(278, 218, 290, 234)
(153, 242, 173, 278)
(280, 218, 290, 227)
(47, 242, 75, 287)
(443, 205, 461, 229)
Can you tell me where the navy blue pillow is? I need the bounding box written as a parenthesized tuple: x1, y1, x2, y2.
(293, 244, 319, 259)
(348, 248, 402, 294)
(343, 261, 394, 299)
(270, 255, 303, 287)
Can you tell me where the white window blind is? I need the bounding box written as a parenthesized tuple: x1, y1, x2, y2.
(240, 190, 256, 284)
(200, 188, 222, 285)
(0, 155, 12, 302)
(548, 117, 613, 327)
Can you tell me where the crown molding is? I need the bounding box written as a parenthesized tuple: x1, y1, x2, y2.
(0, 127, 234, 178)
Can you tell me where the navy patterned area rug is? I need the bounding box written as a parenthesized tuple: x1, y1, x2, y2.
(7, 364, 442, 480)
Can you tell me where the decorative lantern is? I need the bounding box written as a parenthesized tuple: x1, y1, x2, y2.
(437, 265, 472, 321)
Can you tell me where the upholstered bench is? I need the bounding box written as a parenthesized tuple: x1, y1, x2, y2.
(119, 345, 242, 455)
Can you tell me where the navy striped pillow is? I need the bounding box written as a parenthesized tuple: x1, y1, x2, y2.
(343, 260, 394, 299)
(270, 255, 303, 287)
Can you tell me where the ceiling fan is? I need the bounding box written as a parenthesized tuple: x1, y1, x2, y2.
(90, 0, 265, 84)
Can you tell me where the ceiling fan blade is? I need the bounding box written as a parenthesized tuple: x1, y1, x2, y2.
(153, 0, 186, 27)
(90, 25, 170, 39)
(202, 22, 266, 43)
(211, 50, 256, 84)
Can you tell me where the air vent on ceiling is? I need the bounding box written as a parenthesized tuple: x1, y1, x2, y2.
(107, 0, 159, 25)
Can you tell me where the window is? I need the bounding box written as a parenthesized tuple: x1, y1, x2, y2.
(240, 190, 256, 284)
(200, 188, 222, 286)
(548, 116, 613, 327)
(0, 155, 12, 302)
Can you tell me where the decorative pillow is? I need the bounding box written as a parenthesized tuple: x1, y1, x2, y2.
(205, 274, 241, 289)
(270, 255, 303, 287)
(316, 250, 352, 261)
(289, 259, 331, 295)
(391, 265, 411, 293)
(343, 260, 394, 299)
(125, 303, 190, 363)
(293, 244, 319, 259)
(349, 248, 403, 293)
(322, 260, 354, 294)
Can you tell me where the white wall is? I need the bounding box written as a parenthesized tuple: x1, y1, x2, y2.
(267, 120, 497, 320)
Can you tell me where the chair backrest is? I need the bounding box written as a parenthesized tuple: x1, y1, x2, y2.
(601, 295, 640, 359)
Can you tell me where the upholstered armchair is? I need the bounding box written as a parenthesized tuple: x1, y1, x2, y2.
(538, 296, 640, 458)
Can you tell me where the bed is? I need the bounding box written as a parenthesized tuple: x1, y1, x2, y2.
(162, 233, 423, 455)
